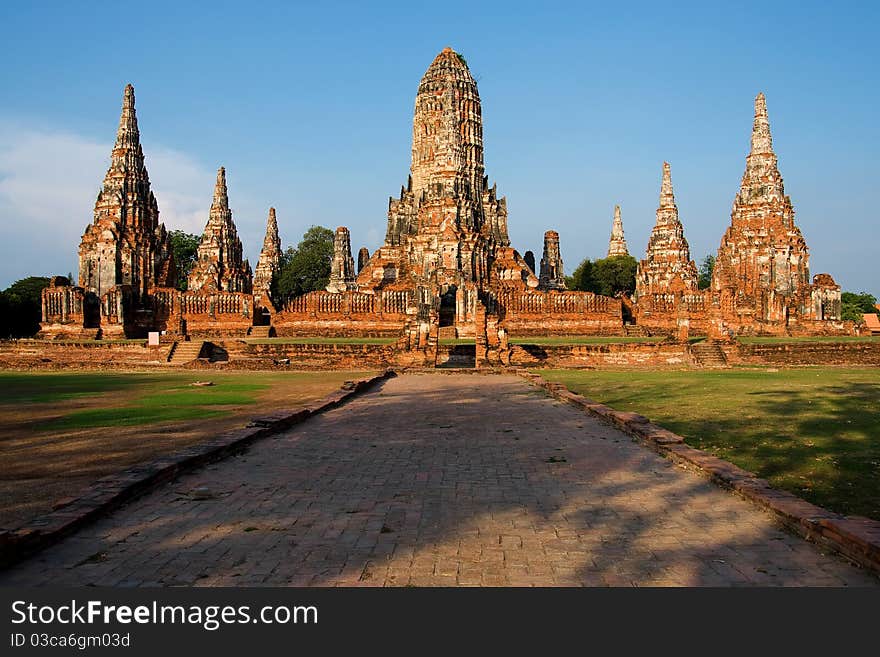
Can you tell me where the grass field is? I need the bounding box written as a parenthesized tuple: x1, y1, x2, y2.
(0, 370, 375, 528)
(539, 367, 880, 521)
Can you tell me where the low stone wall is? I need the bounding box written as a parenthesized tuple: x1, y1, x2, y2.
(729, 341, 880, 366)
(508, 342, 691, 368)
(271, 319, 404, 338)
(211, 341, 398, 369)
(0, 340, 166, 370)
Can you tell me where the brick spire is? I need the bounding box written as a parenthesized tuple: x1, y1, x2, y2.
(188, 167, 252, 293)
(737, 92, 787, 209)
(750, 92, 773, 155)
(253, 207, 282, 299)
(212, 166, 229, 212)
(659, 161, 675, 209)
(78, 83, 175, 296)
(635, 162, 698, 296)
(606, 205, 629, 257)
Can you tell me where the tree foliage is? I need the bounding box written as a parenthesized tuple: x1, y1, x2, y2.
(169, 230, 200, 291)
(272, 226, 335, 301)
(698, 254, 716, 290)
(0, 276, 51, 338)
(841, 291, 878, 323)
(567, 256, 637, 296)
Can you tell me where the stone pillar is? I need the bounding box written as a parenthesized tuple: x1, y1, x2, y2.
(538, 230, 566, 290)
(607, 205, 629, 257)
(326, 227, 357, 293)
(524, 250, 536, 275)
(357, 247, 370, 273)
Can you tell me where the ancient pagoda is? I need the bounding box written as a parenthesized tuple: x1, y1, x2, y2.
(253, 207, 282, 305)
(606, 205, 629, 257)
(711, 93, 839, 329)
(78, 84, 176, 299)
(188, 167, 253, 293)
(636, 162, 698, 297)
(357, 47, 536, 299)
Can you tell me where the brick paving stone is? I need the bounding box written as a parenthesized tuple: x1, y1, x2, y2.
(1, 373, 877, 587)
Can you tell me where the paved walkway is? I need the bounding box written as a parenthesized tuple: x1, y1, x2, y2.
(1, 373, 876, 587)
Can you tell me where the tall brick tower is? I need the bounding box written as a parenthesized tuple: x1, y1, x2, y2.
(636, 162, 698, 297)
(711, 93, 813, 325)
(358, 47, 534, 294)
(188, 167, 253, 293)
(78, 84, 176, 298)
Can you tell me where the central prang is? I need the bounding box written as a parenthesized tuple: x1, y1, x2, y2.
(350, 47, 538, 313)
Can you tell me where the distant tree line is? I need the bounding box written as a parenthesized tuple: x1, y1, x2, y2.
(841, 291, 878, 323)
(0, 277, 51, 338)
(565, 255, 638, 296)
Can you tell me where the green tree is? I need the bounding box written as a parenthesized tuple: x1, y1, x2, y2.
(273, 226, 335, 301)
(0, 276, 51, 338)
(841, 291, 878, 323)
(590, 255, 638, 296)
(698, 254, 716, 290)
(567, 258, 595, 292)
(169, 230, 200, 291)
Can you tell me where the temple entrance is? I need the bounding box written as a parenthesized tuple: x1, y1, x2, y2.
(438, 285, 457, 327)
(83, 292, 101, 328)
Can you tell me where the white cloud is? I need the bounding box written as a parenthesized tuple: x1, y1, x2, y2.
(0, 122, 213, 287)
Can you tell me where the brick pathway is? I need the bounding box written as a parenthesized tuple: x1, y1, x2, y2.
(2, 373, 876, 587)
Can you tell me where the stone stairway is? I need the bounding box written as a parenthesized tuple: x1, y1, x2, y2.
(623, 324, 647, 337)
(436, 344, 475, 368)
(689, 341, 728, 368)
(167, 340, 205, 365)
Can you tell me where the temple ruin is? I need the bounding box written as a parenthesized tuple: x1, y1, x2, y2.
(40, 52, 849, 350)
(710, 93, 842, 335)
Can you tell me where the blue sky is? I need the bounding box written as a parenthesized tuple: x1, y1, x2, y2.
(1, 1, 877, 295)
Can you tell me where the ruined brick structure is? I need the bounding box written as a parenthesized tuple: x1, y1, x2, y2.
(636, 163, 699, 297)
(253, 207, 281, 308)
(606, 205, 629, 257)
(634, 163, 706, 336)
(326, 227, 357, 293)
(352, 48, 545, 332)
(357, 247, 370, 273)
(711, 93, 843, 335)
(538, 230, 566, 290)
(39, 65, 850, 347)
(41, 85, 176, 339)
(188, 168, 253, 294)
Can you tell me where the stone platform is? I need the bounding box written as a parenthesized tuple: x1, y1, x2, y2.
(0, 373, 876, 586)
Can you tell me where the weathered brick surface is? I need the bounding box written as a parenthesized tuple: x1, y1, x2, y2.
(1, 373, 874, 586)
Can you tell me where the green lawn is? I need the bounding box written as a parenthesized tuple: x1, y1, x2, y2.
(538, 367, 880, 520)
(0, 370, 371, 430)
(243, 337, 395, 345)
(0, 369, 377, 528)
